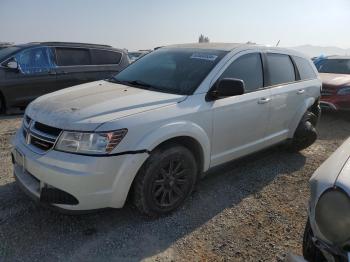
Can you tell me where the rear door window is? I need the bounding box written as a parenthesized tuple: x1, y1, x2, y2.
(55, 48, 91, 66)
(266, 53, 296, 86)
(293, 56, 317, 80)
(220, 53, 264, 92)
(90, 49, 122, 65)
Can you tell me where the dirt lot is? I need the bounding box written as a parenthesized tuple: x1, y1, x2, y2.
(0, 112, 350, 262)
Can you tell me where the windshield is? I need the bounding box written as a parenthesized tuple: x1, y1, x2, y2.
(113, 48, 228, 95)
(317, 59, 350, 74)
(0, 46, 20, 62)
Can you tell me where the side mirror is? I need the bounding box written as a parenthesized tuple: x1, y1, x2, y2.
(6, 60, 19, 70)
(207, 78, 245, 101)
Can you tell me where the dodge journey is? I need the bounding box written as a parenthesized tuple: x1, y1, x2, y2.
(12, 43, 321, 216)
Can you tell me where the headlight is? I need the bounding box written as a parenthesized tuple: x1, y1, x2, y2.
(315, 187, 350, 245)
(337, 86, 350, 95)
(55, 129, 127, 155)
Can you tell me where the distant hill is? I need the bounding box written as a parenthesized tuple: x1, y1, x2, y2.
(289, 45, 350, 58)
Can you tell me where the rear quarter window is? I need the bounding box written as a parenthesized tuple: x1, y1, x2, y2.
(55, 48, 91, 66)
(266, 53, 296, 86)
(91, 49, 122, 65)
(293, 56, 317, 80)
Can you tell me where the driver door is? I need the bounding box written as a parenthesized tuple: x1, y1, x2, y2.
(3, 46, 57, 108)
(210, 51, 272, 167)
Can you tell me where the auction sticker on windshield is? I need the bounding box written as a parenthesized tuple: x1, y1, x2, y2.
(190, 53, 218, 61)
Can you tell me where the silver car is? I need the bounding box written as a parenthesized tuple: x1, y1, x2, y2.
(304, 137, 350, 262)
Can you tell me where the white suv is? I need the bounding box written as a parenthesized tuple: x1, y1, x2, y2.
(12, 43, 321, 216)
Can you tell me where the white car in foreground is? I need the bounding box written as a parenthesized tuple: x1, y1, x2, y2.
(303, 137, 350, 262)
(12, 43, 321, 216)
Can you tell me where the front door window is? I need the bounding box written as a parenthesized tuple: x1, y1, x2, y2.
(15, 47, 56, 75)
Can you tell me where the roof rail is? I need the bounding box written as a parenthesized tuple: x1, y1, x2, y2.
(28, 42, 112, 48)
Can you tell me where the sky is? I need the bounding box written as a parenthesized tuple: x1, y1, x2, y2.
(1, 0, 350, 51)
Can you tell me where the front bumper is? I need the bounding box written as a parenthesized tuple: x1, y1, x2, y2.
(12, 130, 149, 211)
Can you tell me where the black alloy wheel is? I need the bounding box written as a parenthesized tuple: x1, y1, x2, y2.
(133, 145, 197, 216)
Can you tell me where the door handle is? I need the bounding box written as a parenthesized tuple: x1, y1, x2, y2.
(258, 97, 271, 104)
(48, 71, 56, 75)
(297, 89, 305, 94)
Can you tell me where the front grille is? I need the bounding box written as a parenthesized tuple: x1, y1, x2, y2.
(22, 115, 62, 152)
(34, 122, 61, 137)
(30, 135, 55, 151)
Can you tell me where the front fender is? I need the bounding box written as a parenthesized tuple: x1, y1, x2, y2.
(135, 121, 211, 171)
(288, 97, 316, 137)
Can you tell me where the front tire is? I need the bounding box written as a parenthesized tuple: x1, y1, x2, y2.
(303, 219, 326, 262)
(288, 111, 318, 151)
(133, 144, 198, 217)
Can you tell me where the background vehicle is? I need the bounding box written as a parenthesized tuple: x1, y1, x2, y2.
(315, 56, 350, 111)
(128, 50, 151, 63)
(0, 42, 129, 113)
(12, 43, 321, 216)
(312, 55, 326, 67)
(303, 137, 350, 262)
(0, 42, 13, 50)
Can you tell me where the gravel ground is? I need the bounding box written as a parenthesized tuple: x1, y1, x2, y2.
(0, 112, 350, 262)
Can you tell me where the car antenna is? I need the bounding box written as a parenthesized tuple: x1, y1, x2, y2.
(276, 40, 280, 47)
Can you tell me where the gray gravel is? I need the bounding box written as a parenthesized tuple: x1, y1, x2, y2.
(0, 112, 350, 262)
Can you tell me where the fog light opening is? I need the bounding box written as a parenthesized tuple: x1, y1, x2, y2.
(40, 186, 79, 205)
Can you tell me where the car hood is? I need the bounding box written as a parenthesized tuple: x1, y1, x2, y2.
(309, 138, 350, 203)
(26, 80, 187, 131)
(320, 73, 350, 88)
(334, 138, 350, 194)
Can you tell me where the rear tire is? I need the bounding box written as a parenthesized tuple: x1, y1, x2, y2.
(288, 111, 318, 151)
(133, 144, 197, 217)
(303, 220, 326, 262)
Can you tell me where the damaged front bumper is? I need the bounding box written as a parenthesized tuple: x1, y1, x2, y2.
(11, 130, 149, 211)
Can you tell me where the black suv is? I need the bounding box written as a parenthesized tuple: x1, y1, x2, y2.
(0, 42, 129, 113)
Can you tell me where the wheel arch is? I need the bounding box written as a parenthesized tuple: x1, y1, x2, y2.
(134, 121, 211, 172)
(116, 122, 211, 207)
(288, 97, 318, 137)
(309, 98, 321, 119)
(151, 135, 206, 176)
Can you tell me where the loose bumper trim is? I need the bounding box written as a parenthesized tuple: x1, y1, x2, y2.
(54, 149, 151, 157)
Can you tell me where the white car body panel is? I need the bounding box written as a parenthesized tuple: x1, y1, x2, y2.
(13, 43, 321, 211)
(335, 159, 350, 196)
(308, 138, 350, 245)
(26, 80, 186, 131)
(210, 87, 271, 166)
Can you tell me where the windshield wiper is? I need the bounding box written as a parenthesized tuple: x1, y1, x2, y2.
(105, 77, 124, 84)
(106, 78, 172, 93)
(125, 80, 152, 88)
(106, 78, 152, 88)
